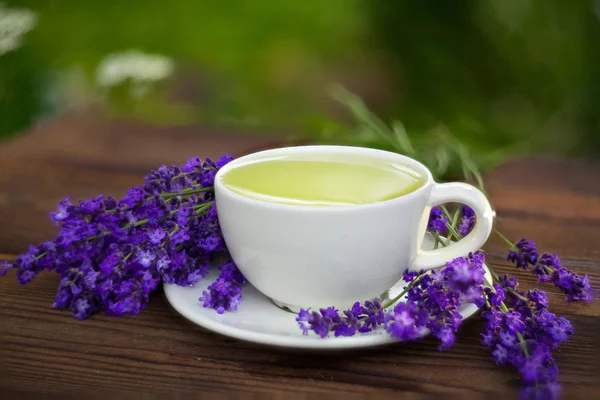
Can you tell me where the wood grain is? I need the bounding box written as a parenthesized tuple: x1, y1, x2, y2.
(1, 113, 599, 398)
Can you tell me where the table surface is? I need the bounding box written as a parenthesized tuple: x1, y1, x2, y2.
(1, 113, 599, 399)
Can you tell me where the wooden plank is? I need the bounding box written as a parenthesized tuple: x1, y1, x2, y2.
(0, 113, 598, 397)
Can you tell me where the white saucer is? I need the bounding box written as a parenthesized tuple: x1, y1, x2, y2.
(164, 234, 491, 349)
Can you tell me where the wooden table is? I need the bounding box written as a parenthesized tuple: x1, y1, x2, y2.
(1, 113, 599, 399)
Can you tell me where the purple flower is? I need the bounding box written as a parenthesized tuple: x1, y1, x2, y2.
(72, 297, 93, 320)
(156, 256, 171, 273)
(507, 239, 539, 270)
(518, 346, 558, 385)
(216, 154, 234, 169)
(296, 308, 315, 336)
(499, 330, 518, 348)
(481, 271, 574, 394)
(402, 270, 420, 282)
(0, 259, 12, 277)
(520, 382, 560, 400)
(528, 252, 592, 303)
(19, 246, 38, 268)
(489, 290, 506, 307)
(546, 317, 574, 343)
(505, 310, 526, 332)
(186, 266, 208, 285)
(481, 330, 496, 347)
(492, 344, 509, 365)
(295, 308, 337, 338)
(334, 323, 356, 337)
(200, 235, 225, 252)
(427, 206, 448, 234)
(17, 269, 35, 284)
(527, 289, 548, 310)
(175, 207, 191, 226)
(198, 261, 246, 314)
(384, 302, 423, 340)
(445, 253, 485, 292)
(50, 197, 73, 225)
(457, 205, 475, 237)
(437, 326, 456, 349)
(498, 274, 518, 290)
(6, 155, 235, 320)
(52, 288, 71, 309)
(100, 253, 120, 275)
(552, 267, 592, 303)
(136, 250, 156, 268)
(147, 228, 166, 244)
(170, 229, 191, 245)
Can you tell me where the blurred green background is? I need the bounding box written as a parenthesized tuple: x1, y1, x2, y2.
(1, 0, 599, 161)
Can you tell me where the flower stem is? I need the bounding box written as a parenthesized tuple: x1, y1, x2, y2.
(106, 186, 213, 213)
(381, 274, 424, 310)
(445, 208, 461, 245)
(494, 230, 515, 249)
(432, 232, 446, 249)
(507, 287, 528, 301)
(160, 186, 213, 199)
(440, 205, 462, 239)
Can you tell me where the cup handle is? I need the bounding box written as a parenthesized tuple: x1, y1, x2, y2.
(411, 182, 495, 270)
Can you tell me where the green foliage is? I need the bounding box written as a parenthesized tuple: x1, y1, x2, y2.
(363, 0, 600, 157)
(1, 0, 599, 158)
(313, 86, 502, 184)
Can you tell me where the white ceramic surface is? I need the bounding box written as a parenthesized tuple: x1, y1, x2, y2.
(214, 145, 494, 311)
(164, 234, 492, 350)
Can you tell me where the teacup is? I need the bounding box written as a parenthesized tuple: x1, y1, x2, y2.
(214, 145, 494, 312)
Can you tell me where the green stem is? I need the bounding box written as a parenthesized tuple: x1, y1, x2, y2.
(489, 267, 500, 281)
(431, 232, 446, 249)
(357, 273, 426, 322)
(507, 287, 528, 302)
(381, 274, 425, 310)
(123, 250, 134, 262)
(106, 185, 213, 213)
(439, 205, 462, 239)
(160, 186, 213, 199)
(445, 208, 461, 245)
(494, 230, 515, 249)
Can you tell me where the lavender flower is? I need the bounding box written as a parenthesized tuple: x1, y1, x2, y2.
(5, 155, 235, 319)
(406, 252, 486, 349)
(0, 259, 12, 277)
(296, 301, 385, 337)
(199, 261, 246, 314)
(297, 252, 486, 350)
(427, 206, 448, 234)
(552, 267, 592, 303)
(532, 253, 592, 303)
(481, 277, 573, 396)
(507, 239, 539, 270)
(457, 205, 475, 237)
(384, 302, 426, 340)
(295, 307, 343, 338)
(509, 241, 592, 304)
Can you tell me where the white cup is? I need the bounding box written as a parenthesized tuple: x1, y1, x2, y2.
(215, 145, 494, 312)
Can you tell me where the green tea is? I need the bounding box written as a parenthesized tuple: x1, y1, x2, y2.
(220, 155, 425, 206)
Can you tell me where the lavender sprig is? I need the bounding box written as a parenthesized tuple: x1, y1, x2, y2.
(2, 155, 238, 319)
(296, 251, 486, 349)
(498, 231, 592, 303)
(300, 206, 591, 399)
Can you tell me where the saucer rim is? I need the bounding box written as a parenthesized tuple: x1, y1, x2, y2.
(163, 264, 490, 350)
